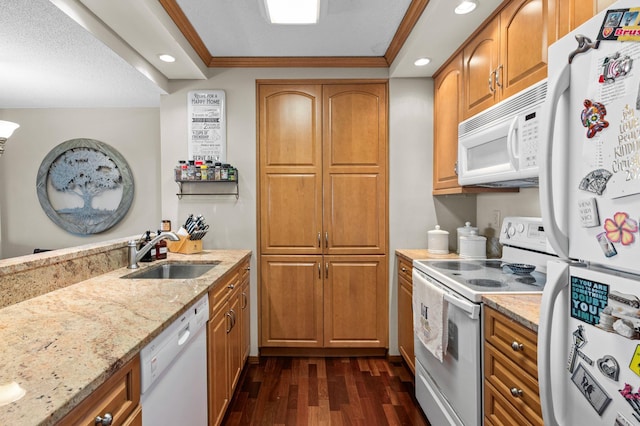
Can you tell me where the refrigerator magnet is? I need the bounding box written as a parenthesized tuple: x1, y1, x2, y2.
(582, 99, 609, 138)
(603, 212, 638, 246)
(614, 412, 635, 426)
(597, 232, 618, 258)
(579, 169, 612, 195)
(578, 198, 600, 227)
(572, 363, 612, 415)
(568, 325, 595, 374)
(597, 355, 620, 381)
(628, 345, 640, 377)
(619, 383, 640, 420)
(598, 52, 632, 84)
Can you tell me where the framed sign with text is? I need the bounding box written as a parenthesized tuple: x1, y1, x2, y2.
(187, 90, 226, 162)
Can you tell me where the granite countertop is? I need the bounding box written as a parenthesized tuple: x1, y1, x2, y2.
(0, 249, 251, 426)
(396, 249, 541, 332)
(482, 294, 542, 332)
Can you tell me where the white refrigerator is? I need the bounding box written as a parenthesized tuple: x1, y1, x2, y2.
(540, 1, 640, 425)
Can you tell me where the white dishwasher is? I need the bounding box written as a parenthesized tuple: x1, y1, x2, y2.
(140, 294, 209, 425)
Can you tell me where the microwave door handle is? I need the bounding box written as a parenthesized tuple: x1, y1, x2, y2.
(507, 116, 519, 169)
(443, 292, 480, 320)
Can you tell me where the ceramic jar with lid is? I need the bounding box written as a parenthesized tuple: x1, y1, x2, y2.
(456, 221, 478, 254)
(459, 230, 487, 259)
(428, 225, 449, 254)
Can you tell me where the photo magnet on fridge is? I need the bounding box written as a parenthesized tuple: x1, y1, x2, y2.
(572, 362, 612, 415)
(597, 355, 621, 381)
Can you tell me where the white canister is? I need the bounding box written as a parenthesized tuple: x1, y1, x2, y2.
(459, 230, 487, 259)
(428, 225, 449, 254)
(456, 221, 478, 254)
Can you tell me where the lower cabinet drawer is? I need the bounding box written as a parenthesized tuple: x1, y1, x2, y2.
(484, 381, 537, 426)
(484, 344, 542, 425)
(56, 356, 141, 426)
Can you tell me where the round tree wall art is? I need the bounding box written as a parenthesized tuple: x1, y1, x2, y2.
(36, 138, 134, 235)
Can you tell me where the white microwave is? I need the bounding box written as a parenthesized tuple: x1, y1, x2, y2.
(457, 79, 547, 188)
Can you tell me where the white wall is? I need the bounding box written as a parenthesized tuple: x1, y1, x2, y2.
(0, 108, 161, 258)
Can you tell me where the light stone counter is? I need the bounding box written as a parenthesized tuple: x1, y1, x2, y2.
(482, 294, 542, 332)
(0, 249, 251, 426)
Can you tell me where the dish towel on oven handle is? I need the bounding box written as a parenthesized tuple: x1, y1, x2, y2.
(413, 277, 448, 362)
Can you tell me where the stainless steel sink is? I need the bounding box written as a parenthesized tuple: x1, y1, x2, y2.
(121, 261, 220, 279)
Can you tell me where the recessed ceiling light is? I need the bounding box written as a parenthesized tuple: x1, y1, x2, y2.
(265, 0, 319, 24)
(414, 57, 431, 67)
(158, 54, 176, 63)
(455, 0, 477, 14)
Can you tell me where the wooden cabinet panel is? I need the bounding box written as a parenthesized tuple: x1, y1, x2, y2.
(325, 173, 385, 253)
(398, 274, 415, 374)
(56, 356, 140, 426)
(208, 304, 230, 426)
(323, 256, 388, 347)
(241, 265, 251, 363)
(463, 19, 500, 119)
(228, 287, 242, 392)
(550, 0, 614, 43)
(259, 84, 323, 255)
(323, 84, 387, 255)
(500, 0, 548, 99)
(484, 306, 541, 426)
(484, 306, 538, 378)
(260, 173, 322, 254)
(433, 54, 464, 191)
(260, 256, 323, 347)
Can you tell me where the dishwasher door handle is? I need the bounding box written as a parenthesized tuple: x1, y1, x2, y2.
(178, 324, 191, 346)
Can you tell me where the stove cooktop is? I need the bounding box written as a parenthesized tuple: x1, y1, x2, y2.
(413, 259, 546, 302)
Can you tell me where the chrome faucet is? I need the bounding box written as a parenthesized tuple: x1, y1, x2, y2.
(127, 231, 180, 269)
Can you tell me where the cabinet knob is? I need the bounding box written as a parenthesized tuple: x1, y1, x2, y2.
(511, 341, 524, 351)
(228, 284, 235, 290)
(510, 388, 523, 398)
(401, 267, 407, 272)
(95, 413, 113, 426)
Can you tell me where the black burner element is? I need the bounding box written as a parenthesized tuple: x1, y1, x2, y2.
(430, 262, 482, 271)
(467, 279, 505, 288)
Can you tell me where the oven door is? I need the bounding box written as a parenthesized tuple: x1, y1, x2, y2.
(413, 268, 482, 426)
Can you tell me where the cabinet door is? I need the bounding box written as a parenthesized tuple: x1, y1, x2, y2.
(259, 256, 323, 347)
(463, 18, 500, 119)
(433, 54, 464, 191)
(322, 83, 387, 255)
(258, 84, 323, 255)
(499, 0, 548, 99)
(207, 306, 229, 426)
(323, 255, 388, 347)
(398, 274, 415, 374)
(549, 0, 612, 43)
(240, 267, 250, 363)
(228, 290, 242, 392)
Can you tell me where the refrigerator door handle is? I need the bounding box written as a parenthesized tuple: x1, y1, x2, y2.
(537, 260, 569, 426)
(540, 62, 571, 258)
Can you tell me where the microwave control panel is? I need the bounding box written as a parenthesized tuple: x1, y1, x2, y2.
(519, 105, 542, 170)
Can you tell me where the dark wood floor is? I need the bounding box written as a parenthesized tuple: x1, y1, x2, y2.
(223, 357, 430, 425)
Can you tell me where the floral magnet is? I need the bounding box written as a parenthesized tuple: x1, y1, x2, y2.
(599, 52, 632, 83)
(581, 99, 609, 138)
(604, 212, 638, 245)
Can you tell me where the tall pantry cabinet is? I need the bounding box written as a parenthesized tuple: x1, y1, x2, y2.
(257, 81, 388, 351)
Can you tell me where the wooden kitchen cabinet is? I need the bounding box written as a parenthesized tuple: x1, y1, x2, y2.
(240, 261, 251, 363)
(433, 53, 464, 193)
(323, 256, 388, 348)
(56, 356, 141, 426)
(484, 306, 542, 426)
(260, 255, 387, 348)
(207, 256, 251, 426)
(258, 81, 388, 350)
(397, 255, 415, 374)
(550, 0, 616, 43)
(463, 0, 548, 120)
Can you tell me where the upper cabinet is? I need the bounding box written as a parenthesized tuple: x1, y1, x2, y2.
(463, 0, 548, 120)
(549, 0, 616, 43)
(433, 53, 464, 192)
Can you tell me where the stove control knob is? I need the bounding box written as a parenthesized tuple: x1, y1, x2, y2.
(517, 223, 525, 233)
(508, 226, 516, 237)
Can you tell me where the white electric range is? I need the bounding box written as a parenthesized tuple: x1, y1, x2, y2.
(412, 216, 556, 426)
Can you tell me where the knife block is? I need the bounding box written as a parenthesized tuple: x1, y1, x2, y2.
(167, 235, 203, 254)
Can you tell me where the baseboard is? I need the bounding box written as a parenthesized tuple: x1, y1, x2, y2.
(259, 347, 388, 358)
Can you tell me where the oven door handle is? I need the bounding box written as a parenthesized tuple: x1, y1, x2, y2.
(443, 292, 480, 320)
